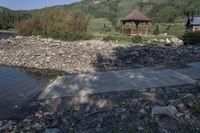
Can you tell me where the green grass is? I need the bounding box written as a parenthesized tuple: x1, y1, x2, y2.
(88, 17, 116, 34)
(88, 18, 185, 39)
(182, 31, 200, 45)
(103, 35, 134, 44)
(149, 23, 185, 37)
(101, 34, 173, 46)
(88, 20, 175, 45)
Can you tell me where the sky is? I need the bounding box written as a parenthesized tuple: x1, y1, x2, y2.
(0, 0, 80, 10)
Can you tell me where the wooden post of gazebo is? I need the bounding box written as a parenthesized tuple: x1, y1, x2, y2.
(121, 10, 150, 36)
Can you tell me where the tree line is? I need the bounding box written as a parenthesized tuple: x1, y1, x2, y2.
(15, 8, 91, 41)
(0, 10, 30, 30)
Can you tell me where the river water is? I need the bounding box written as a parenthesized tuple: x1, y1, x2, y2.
(0, 67, 54, 120)
(0, 31, 16, 39)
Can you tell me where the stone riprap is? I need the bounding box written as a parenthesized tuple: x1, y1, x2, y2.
(0, 36, 200, 74)
(4, 83, 199, 133)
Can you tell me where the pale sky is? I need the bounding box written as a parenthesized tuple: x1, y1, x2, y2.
(0, 0, 81, 10)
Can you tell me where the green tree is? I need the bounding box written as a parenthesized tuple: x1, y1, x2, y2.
(153, 25, 160, 35)
(106, 0, 120, 31)
(15, 8, 91, 41)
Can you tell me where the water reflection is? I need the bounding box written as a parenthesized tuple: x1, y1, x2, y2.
(0, 31, 16, 39)
(0, 66, 54, 120)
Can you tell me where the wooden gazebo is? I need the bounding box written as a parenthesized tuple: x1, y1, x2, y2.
(121, 10, 150, 35)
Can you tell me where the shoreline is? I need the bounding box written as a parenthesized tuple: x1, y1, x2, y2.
(0, 63, 67, 76)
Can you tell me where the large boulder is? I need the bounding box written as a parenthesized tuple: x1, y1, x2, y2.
(170, 37, 184, 46)
(151, 105, 178, 117)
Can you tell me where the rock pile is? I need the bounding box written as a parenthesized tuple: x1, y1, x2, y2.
(0, 36, 199, 74)
(1, 82, 199, 133)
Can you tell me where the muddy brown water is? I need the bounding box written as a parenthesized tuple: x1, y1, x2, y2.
(0, 66, 55, 120)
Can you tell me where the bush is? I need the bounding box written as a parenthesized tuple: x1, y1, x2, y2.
(15, 15, 43, 36)
(131, 35, 143, 43)
(153, 25, 160, 35)
(15, 9, 91, 41)
(103, 35, 115, 41)
(182, 31, 200, 45)
(103, 35, 145, 44)
(103, 35, 132, 43)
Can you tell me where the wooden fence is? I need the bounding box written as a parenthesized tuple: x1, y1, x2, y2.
(122, 28, 148, 35)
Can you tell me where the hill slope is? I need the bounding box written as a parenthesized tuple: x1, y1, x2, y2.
(1, 0, 200, 29)
(79, 0, 200, 22)
(0, 7, 30, 29)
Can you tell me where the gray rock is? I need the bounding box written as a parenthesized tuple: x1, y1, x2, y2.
(176, 113, 185, 118)
(182, 94, 194, 99)
(141, 92, 156, 101)
(15, 36, 23, 39)
(170, 38, 184, 46)
(177, 103, 187, 112)
(137, 126, 144, 131)
(0, 121, 2, 127)
(184, 114, 191, 120)
(151, 105, 178, 117)
(159, 128, 169, 133)
(130, 51, 139, 56)
(0, 121, 16, 131)
(121, 114, 127, 120)
(138, 108, 146, 114)
(46, 57, 52, 63)
(44, 128, 60, 133)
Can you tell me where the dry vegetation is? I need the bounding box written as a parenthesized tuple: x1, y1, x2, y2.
(15, 9, 92, 41)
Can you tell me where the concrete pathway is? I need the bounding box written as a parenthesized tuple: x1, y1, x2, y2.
(38, 62, 200, 100)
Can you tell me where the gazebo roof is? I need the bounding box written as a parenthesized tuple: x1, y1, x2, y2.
(121, 10, 150, 23)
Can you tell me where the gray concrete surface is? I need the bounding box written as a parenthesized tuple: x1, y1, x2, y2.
(177, 62, 200, 80)
(38, 62, 200, 100)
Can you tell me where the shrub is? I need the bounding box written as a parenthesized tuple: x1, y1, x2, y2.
(131, 35, 143, 43)
(103, 35, 114, 41)
(182, 31, 200, 45)
(103, 35, 145, 44)
(15, 9, 91, 41)
(15, 14, 43, 36)
(103, 35, 132, 43)
(153, 25, 160, 35)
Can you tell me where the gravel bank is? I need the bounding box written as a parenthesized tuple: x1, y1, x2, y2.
(0, 36, 200, 74)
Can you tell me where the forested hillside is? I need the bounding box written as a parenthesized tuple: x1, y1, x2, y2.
(1, 0, 200, 30)
(0, 6, 30, 29)
(79, 0, 200, 23)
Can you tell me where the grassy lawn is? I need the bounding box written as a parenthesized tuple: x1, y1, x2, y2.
(88, 17, 117, 34)
(87, 18, 185, 45)
(149, 23, 186, 37)
(88, 18, 185, 37)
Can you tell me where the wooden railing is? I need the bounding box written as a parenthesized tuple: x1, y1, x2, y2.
(122, 28, 148, 35)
